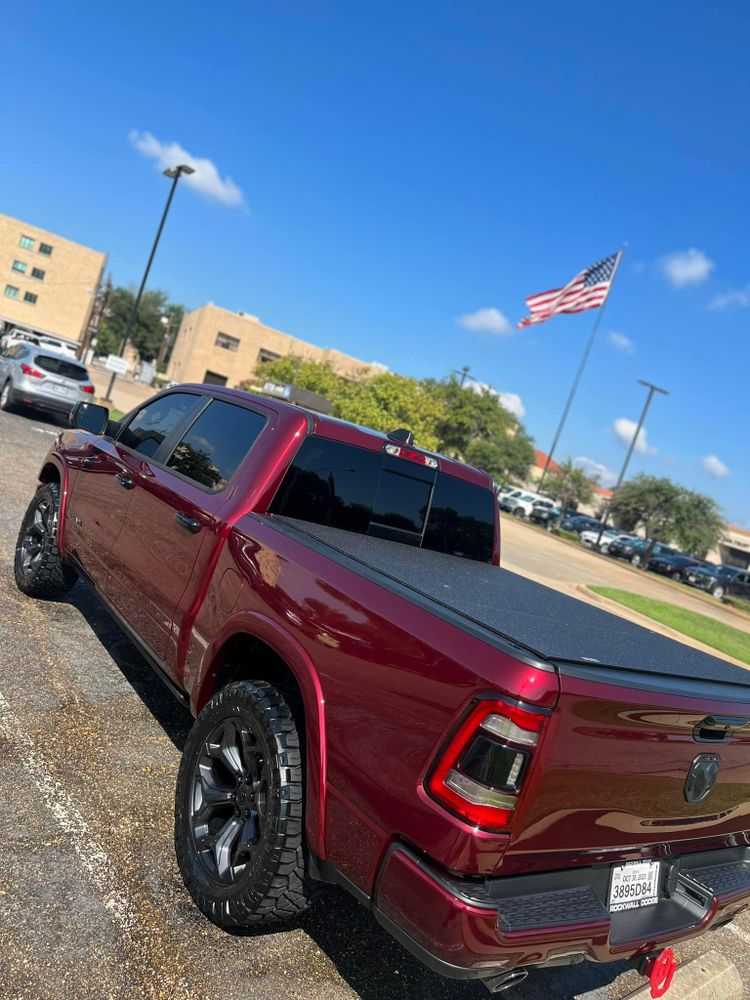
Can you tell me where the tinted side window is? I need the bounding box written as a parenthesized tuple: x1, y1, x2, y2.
(423, 474, 495, 562)
(166, 400, 266, 490)
(118, 393, 200, 458)
(270, 437, 381, 532)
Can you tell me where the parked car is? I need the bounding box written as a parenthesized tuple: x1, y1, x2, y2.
(648, 553, 708, 580)
(15, 386, 750, 992)
(683, 564, 745, 600)
(499, 489, 551, 517)
(0, 343, 95, 417)
(721, 570, 750, 603)
(579, 527, 636, 553)
(608, 537, 676, 566)
(560, 514, 604, 534)
(0, 327, 80, 359)
(528, 498, 560, 526)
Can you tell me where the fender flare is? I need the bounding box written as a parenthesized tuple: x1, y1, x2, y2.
(192, 611, 328, 859)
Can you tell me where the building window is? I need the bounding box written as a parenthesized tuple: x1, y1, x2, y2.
(24, 292, 38, 305)
(11, 260, 27, 274)
(38, 242, 53, 256)
(31, 267, 45, 281)
(19, 235, 35, 250)
(4, 285, 20, 299)
(258, 348, 281, 364)
(215, 331, 240, 352)
(203, 370, 228, 386)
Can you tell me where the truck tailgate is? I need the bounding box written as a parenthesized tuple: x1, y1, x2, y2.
(502, 666, 750, 870)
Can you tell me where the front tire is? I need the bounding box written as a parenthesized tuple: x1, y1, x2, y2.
(631, 554, 641, 567)
(712, 585, 725, 600)
(513, 506, 525, 518)
(14, 482, 77, 598)
(175, 680, 313, 928)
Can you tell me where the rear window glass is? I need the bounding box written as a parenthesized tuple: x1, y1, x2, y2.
(166, 400, 266, 490)
(35, 354, 88, 381)
(270, 437, 495, 562)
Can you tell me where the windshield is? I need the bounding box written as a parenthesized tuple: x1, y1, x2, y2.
(270, 436, 496, 562)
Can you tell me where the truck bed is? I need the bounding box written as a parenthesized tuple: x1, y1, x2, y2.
(270, 515, 750, 698)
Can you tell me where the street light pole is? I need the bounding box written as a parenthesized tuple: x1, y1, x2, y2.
(103, 164, 195, 402)
(594, 379, 669, 549)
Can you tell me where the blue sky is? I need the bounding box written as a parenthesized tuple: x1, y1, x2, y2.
(4, 2, 748, 525)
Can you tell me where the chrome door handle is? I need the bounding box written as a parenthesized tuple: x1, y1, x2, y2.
(115, 471, 134, 490)
(81, 455, 100, 467)
(174, 512, 201, 534)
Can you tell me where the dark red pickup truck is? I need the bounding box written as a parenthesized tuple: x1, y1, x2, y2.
(14, 385, 750, 994)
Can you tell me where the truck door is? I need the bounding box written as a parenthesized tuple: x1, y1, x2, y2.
(107, 397, 267, 673)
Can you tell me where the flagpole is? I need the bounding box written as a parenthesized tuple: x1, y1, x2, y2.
(537, 245, 626, 491)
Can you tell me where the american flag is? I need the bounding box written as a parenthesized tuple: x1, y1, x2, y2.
(517, 253, 620, 329)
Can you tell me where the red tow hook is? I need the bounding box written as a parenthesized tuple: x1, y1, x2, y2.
(645, 948, 678, 998)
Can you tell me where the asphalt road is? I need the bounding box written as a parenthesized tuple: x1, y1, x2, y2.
(0, 406, 748, 1000)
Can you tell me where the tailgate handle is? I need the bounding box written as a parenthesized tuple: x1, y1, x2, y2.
(693, 715, 750, 743)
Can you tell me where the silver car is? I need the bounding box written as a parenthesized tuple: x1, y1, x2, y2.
(0, 343, 95, 417)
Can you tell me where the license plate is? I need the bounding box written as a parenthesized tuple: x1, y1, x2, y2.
(51, 384, 69, 395)
(609, 860, 661, 912)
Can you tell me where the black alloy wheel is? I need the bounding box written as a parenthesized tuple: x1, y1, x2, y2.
(189, 716, 268, 884)
(14, 482, 77, 598)
(175, 680, 317, 928)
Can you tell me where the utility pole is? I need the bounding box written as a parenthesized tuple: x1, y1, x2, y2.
(594, 379, 669, 549)
(103, 164, 194, 402)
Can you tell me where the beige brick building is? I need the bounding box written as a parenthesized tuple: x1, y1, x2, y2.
(0, 213, 107, 345)
(166, 303, 385, 386)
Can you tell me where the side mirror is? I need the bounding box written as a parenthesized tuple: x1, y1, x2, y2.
(69, 401, 110, 435)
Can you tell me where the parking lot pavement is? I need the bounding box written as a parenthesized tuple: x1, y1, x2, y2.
(0, 407, 748, 1000)
(500, 515, 750, 636)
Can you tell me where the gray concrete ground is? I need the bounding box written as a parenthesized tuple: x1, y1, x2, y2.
(0, 406, 747, 1000)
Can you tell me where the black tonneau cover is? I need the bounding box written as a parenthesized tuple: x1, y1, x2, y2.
(271, 516, 750, 693)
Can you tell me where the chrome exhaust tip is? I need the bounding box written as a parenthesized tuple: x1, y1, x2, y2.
(483, 968, 530, 993)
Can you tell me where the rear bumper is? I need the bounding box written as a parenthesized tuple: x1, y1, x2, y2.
(373, 844, 750, 981)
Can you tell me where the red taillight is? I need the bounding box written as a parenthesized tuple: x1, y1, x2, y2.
(384, 442, 439, 469)
(82, 384, 95, 394)
(21, 363, 44, 378)
(427, 700, 548, 831)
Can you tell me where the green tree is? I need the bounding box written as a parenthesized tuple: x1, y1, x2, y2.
(246, 360, 535, 475)
(98, 286, 184, 364)
(542, 458, 598, 509)
(673, 490, 726, 558)
(607, 474, 725, 555)
(464, 432, 535, 485)
(608, 475, 683, 539)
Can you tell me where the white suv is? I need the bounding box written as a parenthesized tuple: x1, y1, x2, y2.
(500, 488, 554, 518)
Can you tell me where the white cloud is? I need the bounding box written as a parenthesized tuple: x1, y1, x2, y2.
(128, 130, 245, 208)
(658, 248, 714, 288)
(575, 456, 617, 486)
(466, 380, 525, 419)
(700, 454, 730, 478)
(607, 331, 634, 354)
(456, 307, 512, 336)
(708, 286, 750, 310)
(498, 391, 525, 419)
(613, 417, 657, 455)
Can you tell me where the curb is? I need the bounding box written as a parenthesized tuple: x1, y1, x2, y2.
(623, 950, 742, 999)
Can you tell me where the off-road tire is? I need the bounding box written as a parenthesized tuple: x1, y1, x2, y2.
(175, 680, 315, 928)
(14, 482, 77, 598)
